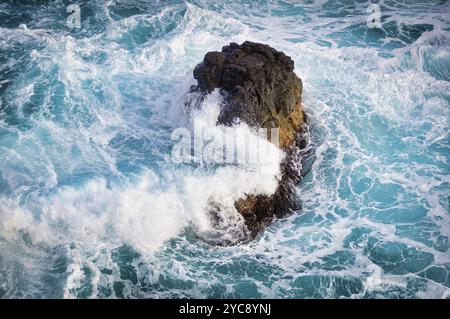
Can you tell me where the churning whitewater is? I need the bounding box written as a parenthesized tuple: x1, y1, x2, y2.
(0, 1, 449, 298)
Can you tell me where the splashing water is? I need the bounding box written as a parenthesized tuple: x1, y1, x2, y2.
(0, 0, 449, 298)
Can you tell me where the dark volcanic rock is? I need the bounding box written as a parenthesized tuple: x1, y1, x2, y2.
(191, 41, 308, 238)
(193, 41, 305, 149)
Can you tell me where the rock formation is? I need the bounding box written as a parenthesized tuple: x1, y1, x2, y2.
(191, 41, 308, 238)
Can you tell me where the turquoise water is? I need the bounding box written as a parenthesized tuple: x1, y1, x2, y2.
(0, 0, 449, 298)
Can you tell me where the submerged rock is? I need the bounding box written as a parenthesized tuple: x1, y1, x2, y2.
(191, 41, 308, 238)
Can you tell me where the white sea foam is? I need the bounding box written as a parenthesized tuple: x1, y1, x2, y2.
(0, 90, 282, 255)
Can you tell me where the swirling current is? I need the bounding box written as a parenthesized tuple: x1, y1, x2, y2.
(0, 0, 449, 298)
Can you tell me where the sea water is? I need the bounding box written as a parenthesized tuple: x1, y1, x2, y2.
(0, 0, 449, 298)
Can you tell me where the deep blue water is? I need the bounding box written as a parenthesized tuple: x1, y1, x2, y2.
(0, 0, 449, 298)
